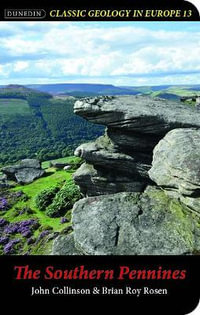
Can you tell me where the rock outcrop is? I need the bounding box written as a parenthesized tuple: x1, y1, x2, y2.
(0, 174, 12, 188)
(71, 187, 200, 255)
(73, 95, 200, 196)
(149, 128, 200, 214)
(74, 134, 151, 196)
(1, 159, 44, 184)
(52, 95, 200, 255)
(74, 95, 200, 133)
(53, 187, 200, 255)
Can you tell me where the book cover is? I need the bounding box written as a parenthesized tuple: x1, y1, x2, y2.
(0, 0, 200, 313)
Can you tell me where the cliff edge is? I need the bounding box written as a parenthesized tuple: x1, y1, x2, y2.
(52, 95, 200, 255)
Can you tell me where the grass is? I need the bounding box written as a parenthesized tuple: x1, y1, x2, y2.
(0, 98, 31, 116)
(0, 164, 80, 254)
(5, 169, 73, 231)
(151, 87, 200, 98)
(2, 155, 82, 234)
(41, 156, 82, 169)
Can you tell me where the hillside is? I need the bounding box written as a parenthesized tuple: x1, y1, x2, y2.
(25, 83, 200, 99)
(0, 84, 51, 100)
(1, 83, 200, 98)
(27, 83, 140, 96)
(1, 83, 200, 166)
(0, 85, 104, 166)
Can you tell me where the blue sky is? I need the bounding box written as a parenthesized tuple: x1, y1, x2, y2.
(0, 21, 200, 86)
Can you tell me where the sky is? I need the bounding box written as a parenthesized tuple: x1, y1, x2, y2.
(0, 21, 200, 86)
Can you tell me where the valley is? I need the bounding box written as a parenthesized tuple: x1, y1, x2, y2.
(0, 82, 200, 255)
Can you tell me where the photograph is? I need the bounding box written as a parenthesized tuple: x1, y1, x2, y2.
(1, 21, 200, 257)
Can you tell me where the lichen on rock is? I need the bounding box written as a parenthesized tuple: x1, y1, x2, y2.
(70, 187, 200, 255)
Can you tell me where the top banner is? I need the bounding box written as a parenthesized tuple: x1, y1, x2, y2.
(0, 0, 199, 21)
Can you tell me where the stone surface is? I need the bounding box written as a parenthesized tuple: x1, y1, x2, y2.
(73, 96, 200, 197)
(57, 96, 200, 256)
(179, 195, 200, 214)
(15, 168, 44, 184)
(74, 135, 151, 177)
(71, 187, 200, 255)
(50, 161, 70, 169)
(52, 233, 83, 255)
(18, 159, 41, 169)
(73, 162, 146, 196)
(0, 173, 15, 188)
(107, 128, 159, 153)
(1, 159, 44, 184)
(0, 174, 8, 188)
(64, 165, 72, 171)
(149, 129, 200, 198)
(73, 134, 152, 195)
(74, 95, 200, 135)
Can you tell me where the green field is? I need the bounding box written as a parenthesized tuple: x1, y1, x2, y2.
(0, 154, 82, 255)
(6, 154, 82, 230)
(0, 168, 75, 255)
(41, 156, 82, 169)
(151, 87, 200, 98)
(0, 98, 31, 116)
(5, 169, 71, 230)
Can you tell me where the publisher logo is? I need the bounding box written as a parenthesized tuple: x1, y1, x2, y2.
(4, 9, 46, 19)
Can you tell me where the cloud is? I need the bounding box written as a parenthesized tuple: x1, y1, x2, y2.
(13, 61, 29, 72)
(0, 22, 200, 85)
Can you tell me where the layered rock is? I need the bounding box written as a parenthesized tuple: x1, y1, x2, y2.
(74, 162, 146, 196)
(52, 95, 200, 255)
(1, 159, 44, 184)
(149, 128, 200, 214)
(74, 134, 151, 195)
(74, 95, 200, 133)
(73, 96, 200, 196)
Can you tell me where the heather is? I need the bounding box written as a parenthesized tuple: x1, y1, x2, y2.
(0, 156, 82, 255)
(0, 197, 8, 211)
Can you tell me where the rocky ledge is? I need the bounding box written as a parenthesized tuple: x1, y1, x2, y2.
(53, 95, 200, 255)
(1, 159, 44, 184)
(73, 95, 200, 197)
(74, 95, 200, 133)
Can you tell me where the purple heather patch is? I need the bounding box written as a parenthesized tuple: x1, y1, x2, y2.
(0, 197, 8, 211)
(3, 239, 20, 254)
(0, 236, 9, 245)
(0, 218, 8, 227)
(60, 217, 67, 224)
(27, 237, 35, 245)
(3, 219, 37, 236)
(15, 191, 23, 197)
(22, 230, 32, 238)
(38, 230, 50, 241)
